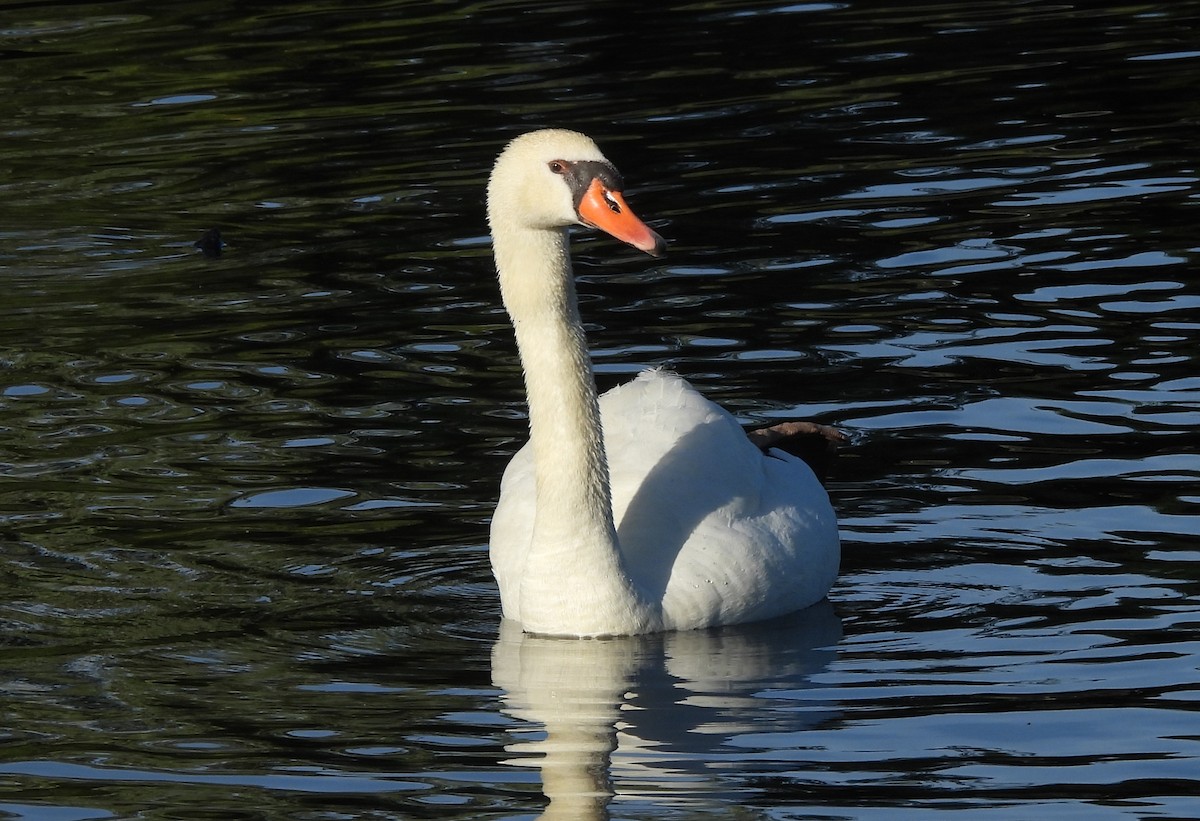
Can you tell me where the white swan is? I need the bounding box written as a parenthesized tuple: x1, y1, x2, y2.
(487, 129, 839, 637)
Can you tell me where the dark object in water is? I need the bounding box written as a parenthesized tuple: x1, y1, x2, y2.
(194, 228, 223, 258)
(747, 421, 847, 485)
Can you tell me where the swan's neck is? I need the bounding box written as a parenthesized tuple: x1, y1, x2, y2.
(497, 227, 611, 532)
(494, 223, 656, 635)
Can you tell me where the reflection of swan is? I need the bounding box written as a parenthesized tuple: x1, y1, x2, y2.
(493, 603, 842, 819)
(487, 129, 840, 637)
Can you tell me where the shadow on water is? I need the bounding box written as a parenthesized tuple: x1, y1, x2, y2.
(493, 603, 842, 820)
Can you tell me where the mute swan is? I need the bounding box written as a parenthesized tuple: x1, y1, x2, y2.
(488, 129, 839, 637)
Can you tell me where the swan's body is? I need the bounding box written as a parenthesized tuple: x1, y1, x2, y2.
(488, 129, 839, 637)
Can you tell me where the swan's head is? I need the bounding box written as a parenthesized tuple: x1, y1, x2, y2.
(487, 129, 666, 257)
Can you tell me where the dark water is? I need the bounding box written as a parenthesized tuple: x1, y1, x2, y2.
(2, 1, 1198, 818)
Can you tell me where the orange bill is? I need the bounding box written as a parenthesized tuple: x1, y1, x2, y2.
(577, 179, 667, 257)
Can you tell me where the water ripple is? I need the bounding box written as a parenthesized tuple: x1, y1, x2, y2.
(2, 0, 1198, 818)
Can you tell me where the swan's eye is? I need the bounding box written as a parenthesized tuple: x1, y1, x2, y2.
(548, 161, 566, 174)
(602, 190, 621, 214)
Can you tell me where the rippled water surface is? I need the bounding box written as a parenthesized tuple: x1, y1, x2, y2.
(3, 1, 1198, 819)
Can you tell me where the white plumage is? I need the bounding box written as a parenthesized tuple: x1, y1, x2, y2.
(487, 129, 839, 637)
